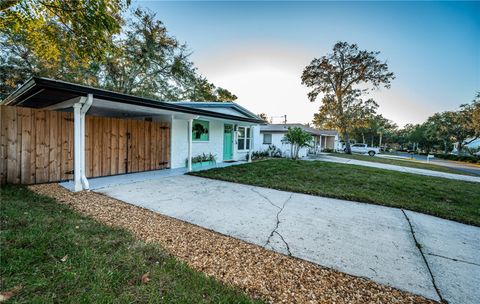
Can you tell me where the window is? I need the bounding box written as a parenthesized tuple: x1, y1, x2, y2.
(263, 133, 272, 144)
(192, 120, 209, 141)
(237, 126, 251, 150)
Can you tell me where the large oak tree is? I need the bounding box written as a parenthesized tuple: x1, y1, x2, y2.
(302, 42, 395, 153)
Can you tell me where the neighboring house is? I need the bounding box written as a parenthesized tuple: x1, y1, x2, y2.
(0, 77, 263, 191)
(254, 123, 339, 158)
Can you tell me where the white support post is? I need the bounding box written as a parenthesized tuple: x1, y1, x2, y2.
(80, 94, 93, 190)
(248, 127, 253, 163)
(187, 119, 193, 172)
(73, 103, 82, 192)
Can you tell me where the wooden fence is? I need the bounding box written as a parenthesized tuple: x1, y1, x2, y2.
(0, 106, 170, 185)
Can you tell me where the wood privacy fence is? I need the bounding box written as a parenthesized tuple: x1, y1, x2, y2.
(0, 105, 170, 185)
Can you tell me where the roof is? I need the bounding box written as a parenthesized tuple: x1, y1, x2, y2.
(260, 123, 338, 136)
(1, 77, 264, 124)
(170, 101, 258, 119)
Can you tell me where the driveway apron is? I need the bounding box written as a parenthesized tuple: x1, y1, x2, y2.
(97, 174, 480, 303)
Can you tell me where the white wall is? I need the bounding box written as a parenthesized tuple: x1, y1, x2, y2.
(171, 118, 259, 168)
(258, 132, 309, 158)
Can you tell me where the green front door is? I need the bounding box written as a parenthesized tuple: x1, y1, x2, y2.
(223, 124, 233, 160)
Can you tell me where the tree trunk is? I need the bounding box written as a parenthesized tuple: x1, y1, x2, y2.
(361, 132, 365, 143)
(344, 132, 351, 154)
(443, 139, 448, 154)
(457, 142, 463, 155)
(379, 132, 383, 148)
(371, 135, 374, 147)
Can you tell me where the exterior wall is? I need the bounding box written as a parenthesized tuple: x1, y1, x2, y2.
(171, 118, 259, 168)
(258, 132, 309, 158)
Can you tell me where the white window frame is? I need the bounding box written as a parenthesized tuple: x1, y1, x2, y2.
(237, 126, 251, 151)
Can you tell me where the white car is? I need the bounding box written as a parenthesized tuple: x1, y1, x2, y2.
(347, 144, 380, 156)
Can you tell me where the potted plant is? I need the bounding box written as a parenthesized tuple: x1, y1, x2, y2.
(186, 153, 217, 168)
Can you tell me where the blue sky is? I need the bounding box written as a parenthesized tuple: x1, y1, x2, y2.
(136, 1, 479, 126)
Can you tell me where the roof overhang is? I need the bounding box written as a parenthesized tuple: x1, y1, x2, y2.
(1, 77, 265, 124)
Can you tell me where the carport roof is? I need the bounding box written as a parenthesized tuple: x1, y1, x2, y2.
(1, 77, 264, 124)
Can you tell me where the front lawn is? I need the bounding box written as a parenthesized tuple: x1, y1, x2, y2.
(326, 152, 477, 176)
(192, 159, 480, 226)
(0, 186, 261, 303)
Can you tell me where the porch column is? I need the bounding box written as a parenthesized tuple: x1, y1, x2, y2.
(80, 94, 93, 189)
(248, 126, 253, 162)
(73, 103, 82, 192)
(187, 118, 193, 171)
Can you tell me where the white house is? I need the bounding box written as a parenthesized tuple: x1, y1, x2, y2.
(0, 77, 263, 190)
(254, 123, 339, 158)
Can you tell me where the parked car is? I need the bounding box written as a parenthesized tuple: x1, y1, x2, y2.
(346, 144, 380, 156)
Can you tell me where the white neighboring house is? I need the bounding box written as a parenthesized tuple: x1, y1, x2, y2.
(254, 123, 339, 158)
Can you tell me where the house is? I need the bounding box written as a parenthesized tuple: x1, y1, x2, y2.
(0, 77, 263, 191)
(254, 123, 339, 158)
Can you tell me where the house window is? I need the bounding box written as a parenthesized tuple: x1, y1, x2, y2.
(192, 120, 209, 141)
(263, 133, 272, 144)
(237, 126, 251, 150)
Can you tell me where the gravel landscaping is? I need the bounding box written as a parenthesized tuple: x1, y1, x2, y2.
(29, 184, 436, 304)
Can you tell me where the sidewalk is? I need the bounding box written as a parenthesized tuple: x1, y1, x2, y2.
(306, 155, 480, 183)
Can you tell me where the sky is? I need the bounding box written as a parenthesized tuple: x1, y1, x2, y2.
(136, 1, 479, 127)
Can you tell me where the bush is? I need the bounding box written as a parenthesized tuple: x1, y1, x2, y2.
(433, 153, 479, 163)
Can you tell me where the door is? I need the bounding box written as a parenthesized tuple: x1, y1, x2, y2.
(223, 124, 233, 160)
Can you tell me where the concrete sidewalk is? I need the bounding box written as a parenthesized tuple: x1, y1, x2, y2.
(306, 155, 480, 183)
(97, 175, 480, 304)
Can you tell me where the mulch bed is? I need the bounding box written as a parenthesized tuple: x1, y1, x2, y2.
(29, 184, 436, 304)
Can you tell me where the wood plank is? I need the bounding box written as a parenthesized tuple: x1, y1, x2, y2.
(20, 108, 33, 184)
(85, 115, 93, 178)
(138, 120, 145, 172)
(144, 121, 151, 171)
(110, 118, 119, 175)
(158, 123, 163, 169)
(166, 123, 171, 168)
(61, 112, 74, 181)
(118, 118, 126, 174)
(93, 116, 102, 177)
(48, 110, 60, 181)
(5, 106, 18, 184)
(35, 109, 49, 183)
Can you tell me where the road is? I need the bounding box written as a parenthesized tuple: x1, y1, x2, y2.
(392, 152, 480, 176)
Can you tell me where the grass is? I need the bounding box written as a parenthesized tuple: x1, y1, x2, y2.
(326, 152, 478, 176)
(192, 159, 480, 226)
(0, 185, 262, 303)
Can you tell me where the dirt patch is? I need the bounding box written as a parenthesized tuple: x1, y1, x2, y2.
(29, 184, 436, 304)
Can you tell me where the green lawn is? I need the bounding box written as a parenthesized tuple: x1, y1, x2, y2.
(192, 159, 480, 226)
(0, 186, 262, 303)
(326, 152, 478, 176)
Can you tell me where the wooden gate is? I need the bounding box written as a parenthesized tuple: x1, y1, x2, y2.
(85, 116, 170, 178)
(0, 106, 170, 185)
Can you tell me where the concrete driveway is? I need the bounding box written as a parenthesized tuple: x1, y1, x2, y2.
(97, 175, 480, 304)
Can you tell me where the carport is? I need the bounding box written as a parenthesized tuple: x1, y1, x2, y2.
(0, 77, 263, 190)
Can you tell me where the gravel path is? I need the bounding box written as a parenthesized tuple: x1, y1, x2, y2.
(29, 184, 436, 304)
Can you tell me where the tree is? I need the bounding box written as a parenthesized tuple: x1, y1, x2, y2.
(425, 112, 456, 154)
(257, 113, 270, 123)
(101, 8, 193, 99)
(282, 127, 312, 160)
(0, 3, 238, 102)
(301, 42, 395, 153)
(0, 0, 129, 98)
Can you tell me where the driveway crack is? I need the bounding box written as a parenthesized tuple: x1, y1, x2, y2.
(250, 187, 282, 209)
(425, 252, 480, 267)
(401, 209, 444, 302)
(263, 193, 293, 256)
